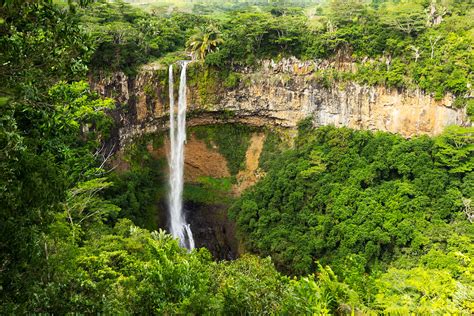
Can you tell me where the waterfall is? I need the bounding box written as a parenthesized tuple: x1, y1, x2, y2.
(168, 62, 195, 250)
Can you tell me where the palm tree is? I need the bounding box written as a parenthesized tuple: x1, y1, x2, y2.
(186, 25, 224, 62)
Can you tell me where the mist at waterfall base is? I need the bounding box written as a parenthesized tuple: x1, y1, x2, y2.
(167, 62, 195, 250)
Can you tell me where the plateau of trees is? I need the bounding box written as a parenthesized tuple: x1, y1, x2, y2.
(80, 0, 473, 99)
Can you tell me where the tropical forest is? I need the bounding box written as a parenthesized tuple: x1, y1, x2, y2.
(1, 0, 473, 314)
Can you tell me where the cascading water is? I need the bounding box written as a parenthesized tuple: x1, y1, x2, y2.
(168, 62, 195, 250)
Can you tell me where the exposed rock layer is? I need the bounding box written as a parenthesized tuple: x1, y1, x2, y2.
(144, 135, 231, 183)
(91, 58, 469, 148)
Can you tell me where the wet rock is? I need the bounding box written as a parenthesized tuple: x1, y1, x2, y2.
(184, 201, 238, 260)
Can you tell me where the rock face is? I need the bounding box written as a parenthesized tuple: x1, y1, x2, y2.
(144, 134, 231, 183)
(184, 201, 238, 260)
(91, 58, 469, 148)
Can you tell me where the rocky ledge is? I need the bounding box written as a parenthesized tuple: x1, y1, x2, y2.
(90, 57, 470, 148)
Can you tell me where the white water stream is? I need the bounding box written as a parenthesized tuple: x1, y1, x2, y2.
(168, 62, 195, 250)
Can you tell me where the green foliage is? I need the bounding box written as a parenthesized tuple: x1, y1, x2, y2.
(259, 130, 286, 171)
(230, 125, 473, 312)
(47, 81, 115, 152)
(0, 2, 107, 307)
(223, 71, 240, 88)
(79, 1, 207, 74)
(2, 1, 473, 314)
(4, 217, 366, 314)
(0, 0, 92, 100)
(105, 133, 167, 230)
(187, 64, 223, 106)
(64, 177, 120, 231)
(153, 50, 190, 66)
(210, 254, 290, 314)
(375, 267, 473, 314)
(184, 176, 233, 205)
(81, 0, 473, 97)
(467, 99, 474, 121)
(283, 263, 361, 315)
(106, 165, 165, 230)
(186, 24, 224, 62)
(434, 126, 474, 174)
(26, 219, 214, 314)
(0, 83, 115, 310)
(379, 1, 426, 36)
(204, 11, 307, 67)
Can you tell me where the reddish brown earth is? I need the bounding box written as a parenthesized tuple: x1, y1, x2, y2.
(146, 134, 231, 182)
(233, 133, 266, 195)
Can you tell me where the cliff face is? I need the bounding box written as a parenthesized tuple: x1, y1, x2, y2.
(91, 58, 469, 147)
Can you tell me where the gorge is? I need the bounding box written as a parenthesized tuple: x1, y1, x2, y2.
(2, 0, 473, 314)
(91, 58, 471, 260)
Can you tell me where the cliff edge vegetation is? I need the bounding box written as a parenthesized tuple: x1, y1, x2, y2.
(81, 0, 473, 103)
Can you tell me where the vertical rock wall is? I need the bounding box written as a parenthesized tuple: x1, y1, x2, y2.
(90, 58, 470, 147)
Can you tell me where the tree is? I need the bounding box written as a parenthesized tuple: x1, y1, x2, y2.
(434, 126, 474, 174)
(0, 0, 92, 101)
(186, 25, 223, 62)
(327, 0, 367, 26)
(375, 267, 472, 314)
(426, 0, 447, 27)
(380, 1, 427, 35)
(0, 81, 115, 309)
